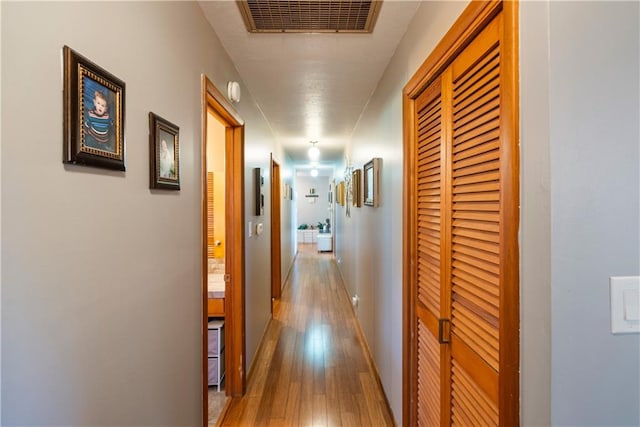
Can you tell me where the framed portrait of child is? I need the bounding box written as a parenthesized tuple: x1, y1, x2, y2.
(63, 46, 125, 171)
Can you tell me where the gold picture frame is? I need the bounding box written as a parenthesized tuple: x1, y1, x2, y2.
(352, 168, 362, 207)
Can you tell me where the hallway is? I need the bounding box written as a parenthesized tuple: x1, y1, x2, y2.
(221, 245, 394, 426)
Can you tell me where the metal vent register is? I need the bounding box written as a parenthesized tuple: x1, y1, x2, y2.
(237, 0, 382, 33)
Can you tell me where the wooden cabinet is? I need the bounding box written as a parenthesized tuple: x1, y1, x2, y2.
(208, 319, 225, 390)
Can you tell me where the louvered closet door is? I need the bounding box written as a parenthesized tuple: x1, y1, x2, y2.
(448, 13, 502, 426)
(414, 77, 447, 427)
(410, 8, 516, 426)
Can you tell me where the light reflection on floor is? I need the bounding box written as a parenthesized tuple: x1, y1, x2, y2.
(305, 324, 331, 366)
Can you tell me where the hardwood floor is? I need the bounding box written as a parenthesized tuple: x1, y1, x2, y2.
(221, 244, 394, 426)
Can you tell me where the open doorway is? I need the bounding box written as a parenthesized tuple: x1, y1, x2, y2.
(294, 169, 333, 252)
(201, 76, 245, 426)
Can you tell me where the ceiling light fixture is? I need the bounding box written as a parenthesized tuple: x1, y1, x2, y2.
(308, 141, 320, 161)
(310, 168, 319, 177)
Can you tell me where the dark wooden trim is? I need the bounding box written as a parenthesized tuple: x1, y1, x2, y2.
(270, 155, 282, 303)
(402, 89, 417, 427)
(201, 76, 209, 427)
(498, 2, 520, 425)
(202, 75, 246, 426)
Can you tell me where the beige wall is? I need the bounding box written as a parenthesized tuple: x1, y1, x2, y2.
(520, 2, 552, 425)
(0, 1, 3, 420)
(1, 1, 292, 424)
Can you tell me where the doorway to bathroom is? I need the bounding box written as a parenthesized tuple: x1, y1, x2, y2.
(201, 76, 245, 426)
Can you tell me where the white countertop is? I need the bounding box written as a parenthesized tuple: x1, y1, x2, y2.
(208, 273, 225, 299)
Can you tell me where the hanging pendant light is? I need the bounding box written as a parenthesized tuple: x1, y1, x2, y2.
(310, 168, 319, 177)
(308, 141, 320, 161)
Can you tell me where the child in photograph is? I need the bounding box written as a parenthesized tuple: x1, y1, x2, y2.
(84, 90, 113, 148)
(159, 138, 175, 179)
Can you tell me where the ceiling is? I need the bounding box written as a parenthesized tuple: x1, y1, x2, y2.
(198, 1, 420, 165)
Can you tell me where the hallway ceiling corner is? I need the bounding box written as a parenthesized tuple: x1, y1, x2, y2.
(198, 0, 421, 163)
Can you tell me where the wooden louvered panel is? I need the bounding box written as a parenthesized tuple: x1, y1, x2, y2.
(417, 319, 441, 426)
(452, 301, 499, 371)
(213, 171, 226, 259)
(207, 172, 215, 258)
(450, 19, 501, 385)
(416, 84, 442, 317)
(453, 159, 501, 179)
(451, 361, 498, 426)
(453, 128, 500, 155)
(406, 4, 518, 426)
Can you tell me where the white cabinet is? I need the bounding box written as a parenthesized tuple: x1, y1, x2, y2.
(297, 229, 318, 243)
(317, 234, 332, 252)
(307, 230, 318, 243)
(208, 320, 225, 390)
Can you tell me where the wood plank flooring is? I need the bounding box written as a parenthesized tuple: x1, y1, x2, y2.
(220, 244, 394, 426)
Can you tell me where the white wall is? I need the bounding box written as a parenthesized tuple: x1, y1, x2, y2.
(548, 2, 640, 425)
(295, 175, 331, 228)
(1, 2, 291, 424)
(335, 1, 467, 422)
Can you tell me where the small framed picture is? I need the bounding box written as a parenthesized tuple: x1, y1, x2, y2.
(364, 158, 381, 207)
(63, 46, 125, 170)
(149, 112, 180, 190)
(352, 168, 362, 207)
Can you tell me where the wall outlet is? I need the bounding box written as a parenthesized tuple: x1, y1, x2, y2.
(351, 294, 359, 308)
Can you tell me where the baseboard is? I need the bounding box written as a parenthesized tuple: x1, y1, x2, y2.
(281, 251, 298, 293)
(334, 259, 398, 427)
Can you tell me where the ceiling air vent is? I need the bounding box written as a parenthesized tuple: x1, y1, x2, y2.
(237, 0, 382, 33)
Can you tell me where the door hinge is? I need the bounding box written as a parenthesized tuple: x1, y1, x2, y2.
(438, 319, 451, 344)
(224, 274, 231, 282)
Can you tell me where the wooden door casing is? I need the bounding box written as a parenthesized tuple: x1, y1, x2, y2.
(202, 75, 246, 426)
(271, 156, 282, 303)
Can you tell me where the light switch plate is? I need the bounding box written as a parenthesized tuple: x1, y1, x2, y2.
(610, 276, 640, 334)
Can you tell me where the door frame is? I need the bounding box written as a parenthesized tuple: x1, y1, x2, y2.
(402, 1, 519, 425)
(201, 75, 246, 425)
(270, 155, 282, 304)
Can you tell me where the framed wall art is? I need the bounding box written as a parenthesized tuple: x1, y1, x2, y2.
(337, 181, 345, 206)
(254, 167, 264, 215)
(352, 168, 362, 207)
(364, 158, 381, 207)
(149, 112, 180, 190)
(63, 46, 126, 171)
